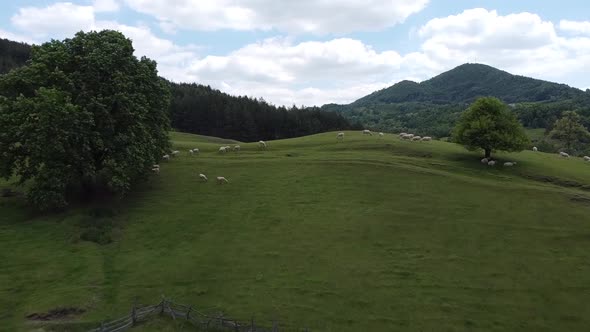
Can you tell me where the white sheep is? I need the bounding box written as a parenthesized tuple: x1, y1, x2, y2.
(189, 149, 194, 155)
(559, 152, 570, 158)
(151, 167, 160, 174)
(399, 132, 407, 137)
(488, 160, 496, 166)
(171, 150, 180, 157)
(379, 132, 384, 137)
(162, 154, 170, 161)
(234, 145, 241, 152)
(152, 164, 160, 169)
(337, 132, 344, 141)
(532, 146, 538, 152)
(503, 162, 516, 167)
(193, 148, 200, 154)
(216, 176, 229, 184)
(481, 158, 489, 164)
(421, 136, 432, 141)
(583, 156, 590, 161)
(199, 173, 208, 182)
(401, 134, 411, 140)
(412, 136, 422, 141)
(362, 129, 373, 136)
(407, 134, 415, 138)
(259, 140, 267, 149)
(218, 146, 227, 153)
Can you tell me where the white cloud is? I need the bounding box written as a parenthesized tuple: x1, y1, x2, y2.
(559, 20, 590, 35)
(415, 8, 590, 85)
(123, 0, 429, 34)
(0, 29, 36, 44)
(11, 2, 95, 39)
(93, 0, 120, 12)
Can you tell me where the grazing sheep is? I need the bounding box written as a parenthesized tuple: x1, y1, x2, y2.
(421, 136, 432, 141)
(503, 162, 516, 167)
(259, 140, 267, 149)
(337, 132, 344, 141)
(162, 154, 170, 161)
(189, 149, 194, 155)
(225, 145, 231, 151)
(559, 152, 570, 158)
(407, 134, 415, 138)
(399, 132, 407, 137)
(362, 129, 373, 136)
(219, 146, 227, 153)
(584, 156, 590, 161)
(379, 132, 384, 137)
(199, 173, 208, 182)
(401, 134, 412, 140)
(481, 158, 489, 164)
(412, 136, 422, 141)
(193, 148, 200, 154)
(532, 146, 538, 152)
(488, 160, 496, 166)
(152, 164, 160, 169)
(151, 167, 160, 174)
(216, 176, 229, 184)
(171, 150, 180, 158)
(234, 145, 241, 152)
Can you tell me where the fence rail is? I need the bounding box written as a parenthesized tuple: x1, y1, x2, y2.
(89, 298, 308, 332)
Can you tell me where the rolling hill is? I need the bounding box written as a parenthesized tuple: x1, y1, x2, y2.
(2, 131, 590, 331)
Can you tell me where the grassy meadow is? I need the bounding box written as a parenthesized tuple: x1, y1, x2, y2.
(1, 131, 590, 331)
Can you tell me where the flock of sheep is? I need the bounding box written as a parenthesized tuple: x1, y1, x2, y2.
(151, 130, 590, 180)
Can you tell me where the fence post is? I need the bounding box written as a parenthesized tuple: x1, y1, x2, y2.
(131, 297, 138, 326)
(251, 316, 255, 332)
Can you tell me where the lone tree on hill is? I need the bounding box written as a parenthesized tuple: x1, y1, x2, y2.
(453, 97, 529, 159)
(0, 30, 171, 210)
(548, 111, 590, 151)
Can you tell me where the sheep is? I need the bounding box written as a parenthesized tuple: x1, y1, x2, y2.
(234, 145, 241, 152)
(584, 156, 590, 161)
(503, 162, 517, 167)
(421, 136, 432, 141)
(379, 132, 384, 137)
(151, 167, 160, 174)
(216, 176, 229, 184)
(559, 152, 570, 158)
(258, 140, 267, 149)
(189, 149, 194, 155)
(218, 146, 227, 153)
(407, 134, 415, 138)
(488, 160, 496, 166)
(225, 145, 231, 151)
(412, 136, 422, 141)
(401, 134, 412, 140)
(193, 148, 200, 154)
(532, 146, 538, 152)
(199, 173, 208, 182)
(362, 129, 373, 136)
(162, 154, 170, 161)
(171, 150, 180, 157)
(152, 164, 160, 169)
(337, 132, 344, 141)
(399, 132, 407, 137)
(481, 158, 489, 164)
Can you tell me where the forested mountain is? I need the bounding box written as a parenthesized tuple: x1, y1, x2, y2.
(0, 37, 357, 142)
(326, 63, 590, 137)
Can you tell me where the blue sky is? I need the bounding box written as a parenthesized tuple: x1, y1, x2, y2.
(1, 0, 589, 106)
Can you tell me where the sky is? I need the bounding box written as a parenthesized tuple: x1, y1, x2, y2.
(1, 0, 590, 106)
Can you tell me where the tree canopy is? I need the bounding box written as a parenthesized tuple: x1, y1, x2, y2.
(0, 30, 171, 210)
(452, 97, 529, 158)
(549, 111, 590, 152)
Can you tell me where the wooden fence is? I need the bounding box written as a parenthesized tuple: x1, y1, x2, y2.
(89, 298, 309, 332)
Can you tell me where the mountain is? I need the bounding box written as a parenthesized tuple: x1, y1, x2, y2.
(325, 63, 590, 137)
(353, 63, 584, 106)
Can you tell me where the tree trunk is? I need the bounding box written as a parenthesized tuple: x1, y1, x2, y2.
(485, 148, 491, 159)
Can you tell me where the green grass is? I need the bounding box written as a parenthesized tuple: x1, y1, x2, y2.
(2, 131, 590, 331)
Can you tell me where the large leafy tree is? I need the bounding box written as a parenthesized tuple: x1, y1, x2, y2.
(0, 30, 171, 210)
(549, 111, 590, 151)
(453, 97, 529, 158)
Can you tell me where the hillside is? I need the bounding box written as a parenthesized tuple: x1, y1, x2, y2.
(2, 131, 590, 331)
(353, 63, 584, 106)
(0, 38, 30, 74)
